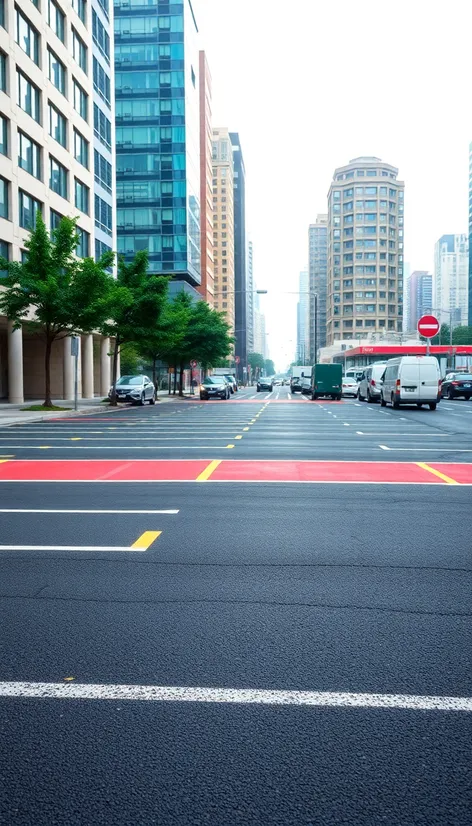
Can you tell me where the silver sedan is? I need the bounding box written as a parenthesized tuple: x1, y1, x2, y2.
(110, 375, 156, 405)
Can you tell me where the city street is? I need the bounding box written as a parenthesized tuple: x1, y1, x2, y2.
(1, 387, 471, 825)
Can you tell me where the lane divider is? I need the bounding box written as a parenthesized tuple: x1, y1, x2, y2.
(196, 459, 222, 482)
(416, 463, 459, 485)
(130, 530, 162, 550)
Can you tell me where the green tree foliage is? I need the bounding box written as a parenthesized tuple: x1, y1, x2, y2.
(0, 213, 114, 406)
(248, 352, 265, 376)
(264, 358, 276, 376)
(430, 324, 450, 346)
(101, 251, 169, 404)
(451, 325, 472, 345)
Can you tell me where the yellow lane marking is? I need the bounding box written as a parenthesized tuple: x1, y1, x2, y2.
(243, 427, 249, 431)
(39, 446, 51, 449)
(71, 438, 81, 441)
(235, 435, 242, 440)
(226, 444, 235, 449)
(0, 458, 9, 463)
(196, 459, 221, 482)
(416, 462, 459, 485)
(131, 531, 162, 550)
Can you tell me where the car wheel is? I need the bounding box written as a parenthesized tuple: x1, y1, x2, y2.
(466, 395, 471, 401)
(149, 394, 155, 405)
(357, 390, 364, 401)
(380, 394, 387, 407)
(392, 394, 400, 409)
(429, 402, 437, 411)
(447, 388, 455, 400)
(200, 394, 205, 400)
(417, 403, 423, 408)
(366, 390, 371, 403)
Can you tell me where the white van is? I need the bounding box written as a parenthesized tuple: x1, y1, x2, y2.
(379, 356, 441, 410)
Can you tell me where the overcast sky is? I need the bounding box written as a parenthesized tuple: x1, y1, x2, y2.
(197, 0, 472, 369)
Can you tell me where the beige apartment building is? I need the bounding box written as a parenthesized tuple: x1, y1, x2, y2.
(0, 0, 116, 401)
(212, 127, 235, 330)
(326, 157, 404, 346)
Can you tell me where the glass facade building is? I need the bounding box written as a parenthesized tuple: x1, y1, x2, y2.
(308, 214, 328, 358)
(114, 0, 201, 289)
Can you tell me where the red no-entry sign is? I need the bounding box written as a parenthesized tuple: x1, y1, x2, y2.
(418, 314, 440, 338)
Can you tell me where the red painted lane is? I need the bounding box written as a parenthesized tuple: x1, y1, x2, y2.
(0, 460, 210, 482)
(429, 464, 472, 484)
(211, 461, 445, 484)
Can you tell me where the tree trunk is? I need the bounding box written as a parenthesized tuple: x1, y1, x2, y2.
(173, 370, 177, 395)
(152, 356, 157, 389)
(44, 335, 53, 407)
(178, 363, 184, 397)
(109, 336, 120, 406)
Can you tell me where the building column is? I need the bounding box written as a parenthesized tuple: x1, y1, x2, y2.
(82, 335, 94, 399)
(63, 337, 74, 400)
(7, 322, 24, 404)
(100, 336, 110, 395)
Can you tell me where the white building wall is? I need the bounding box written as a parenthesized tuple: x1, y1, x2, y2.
(434, 234, 469, 326)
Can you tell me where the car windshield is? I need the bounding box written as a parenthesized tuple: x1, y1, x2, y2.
(451, 374, 472, 380)
(117, 376, 142, 386)
(205, 377, 223, 384)
(224, 376, 234, 381)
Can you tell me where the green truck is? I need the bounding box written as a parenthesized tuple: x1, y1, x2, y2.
(310, 363, 343, 400)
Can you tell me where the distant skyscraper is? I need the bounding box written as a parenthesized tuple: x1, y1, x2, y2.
(115, 0, 201, 296)
(212, 127, 235, 328)
(246, 240, 254, 353)
(230, 132, 247, 372)
(434, 234, 469, 327)
(297, 269, 309, 362)
(326, 157, 405, 345)
(308, 215, 328, 359)
(198, 51, 214, 305)
(408, 271, 432, 330)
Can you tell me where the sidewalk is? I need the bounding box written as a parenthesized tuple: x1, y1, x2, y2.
(0, 389, 196, 427)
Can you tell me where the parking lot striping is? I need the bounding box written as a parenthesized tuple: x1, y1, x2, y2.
(0, 544, 150, 552)
(0, 508, 179, 514)
(196, 459, 222, 482)
(1, 681, 471, 711)
(416, 463, 459, 485)
(130, 531, 162, 550)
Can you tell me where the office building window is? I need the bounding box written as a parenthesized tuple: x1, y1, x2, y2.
(15, 8, 39, 65)
(74, 178, 89, 213)
(0, 114, 7, 156)
(18, 131, 41, 179)
(50, 157, 68, 198)
(74, 129, 88, 168)
(73, 80, 88, 120)
(48, 49, 66, 95)
(17, 70, 41, 122)
(0, 49, 6, 92)
(72, 28, 87, 72)
(0, 176, 8, 219)
(48, 0, 65, 42)
(92, 11, 110, 62)
(48, 102, 67, 147)
(94, 149, 111, 193)
(93, 57, 110, 106)
(94, 194, 112, 235)
(93, 104, 111, 150)
(50, 208, 63, 231)
(72, 0, 86, 24)
(19, 190, 42, 228)
(0, 239, 9, 277)
(76, 226, 89, 258)
(97, 0, 108, 18)
(95, 239, 112, 269)
(0, 0, 5, 27)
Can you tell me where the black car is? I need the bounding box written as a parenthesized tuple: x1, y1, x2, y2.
(257, 378, 273, 392)
(200, 376, 230, 400)
(440, 373, 472, 400)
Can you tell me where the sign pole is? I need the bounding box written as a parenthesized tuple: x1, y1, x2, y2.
(426, 338, 430, 357)
(71, 336, 79, 411)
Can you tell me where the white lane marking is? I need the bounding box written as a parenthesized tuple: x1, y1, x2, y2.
(378, 448, 472, 452)
(0, 682, 471, 711)
(357, 433, 451, 437)
(0, 445, 233, 450)
(288, 393, 292, 399)
(0, 437, 242, 442)
(379, 445, 391, 450)
(354, 403, 361, 407)
(0, 509, 178, 515)
(276, 393, 280, 400)
(0, 545, 148, 552)
(442, 406, 454, 410)
(356, 431, 364, 435)
(250, 394, 257, 399)
(264, 393, 272, 399)
(343, 423, 350, 427)
(400, 418, 408, 421)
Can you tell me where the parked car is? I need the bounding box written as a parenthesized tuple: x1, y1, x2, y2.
(379, 356, 440, 410)
(273, 379, 282, 386)
(440, 373, 472, 400)
(200, 376, 230, 400)
(357, 363, 387, 403)
(110, 375, 155, 405)
(341, 377, 359, 397)
(223, 375, 238, 393)
(257, 377, 273, 392)
(344, 368, 365, 382)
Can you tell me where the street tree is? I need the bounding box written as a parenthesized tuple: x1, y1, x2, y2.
(451, 325, 472, 345)
(264, 358, 276, 376)
(187, 300, 233, 373)
(102, 251, 169, 404)
(0, 213, 114, 407)
(248, 352, 265, 378)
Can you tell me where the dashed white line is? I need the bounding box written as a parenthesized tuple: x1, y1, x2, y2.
(0, 682, 470, 711)
(0, 509, 179, 515)
(379, 445, 391, 450)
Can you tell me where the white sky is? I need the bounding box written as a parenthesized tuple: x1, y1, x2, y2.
(197, 0, 472, 370)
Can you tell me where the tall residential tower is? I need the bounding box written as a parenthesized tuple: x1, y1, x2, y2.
(212, 127, 235, 329)
(230, 132, 247, 375)
(326, 157, 404, 345)
(308, 214, 327, 359)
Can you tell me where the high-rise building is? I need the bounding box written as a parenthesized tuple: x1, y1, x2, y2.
(434, 234, 469, 327)
(212, 127, 235, 328)
(229, 132, 247, 373)
(297, 269, 309, 362)
(308, 214, 327, 359)
(326, 157, 404, 345)
(115, 0, 201, 296)
(197, 50, 214, 305)
(246, 239, 254, 353)
(0, 0, 115, 401)
(407, 270, 432, 330)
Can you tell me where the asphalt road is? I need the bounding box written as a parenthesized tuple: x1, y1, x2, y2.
(0, 386, 471, 825)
